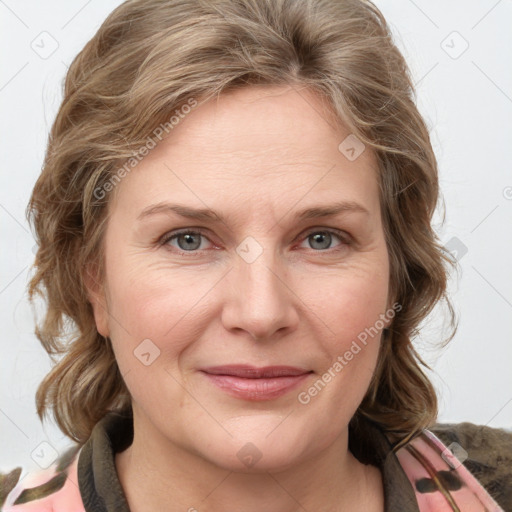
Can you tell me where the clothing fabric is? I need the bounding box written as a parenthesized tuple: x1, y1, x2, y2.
(1, 411, 510, 511)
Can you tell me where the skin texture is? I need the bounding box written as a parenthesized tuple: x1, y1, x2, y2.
(87, 85, 390, 511)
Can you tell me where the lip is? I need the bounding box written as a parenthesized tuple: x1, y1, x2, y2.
(200, 365, 313, 401)
(201, 364, 310, 378)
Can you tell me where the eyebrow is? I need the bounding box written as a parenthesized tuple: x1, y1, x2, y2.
(137, 201, 369, 223)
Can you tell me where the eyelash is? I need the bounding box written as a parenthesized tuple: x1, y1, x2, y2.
(158, 227, 352, 257)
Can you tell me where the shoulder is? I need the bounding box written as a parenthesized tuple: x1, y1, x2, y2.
(429, 421, 512, 509)
(0, 444, 85, 511)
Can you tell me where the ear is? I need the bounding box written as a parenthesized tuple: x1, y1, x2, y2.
(83, 263, 110, 338)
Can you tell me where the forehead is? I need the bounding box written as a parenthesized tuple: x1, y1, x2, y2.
(109, 85, 380, 218)
(154, 85, 374, 168)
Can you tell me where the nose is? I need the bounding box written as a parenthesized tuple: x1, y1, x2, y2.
(221, 246, 300, 341)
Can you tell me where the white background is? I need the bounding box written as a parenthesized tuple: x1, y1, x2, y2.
(1, 0, 511, 472)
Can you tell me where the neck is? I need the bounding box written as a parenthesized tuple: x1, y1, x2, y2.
(115, 414, 384, 512)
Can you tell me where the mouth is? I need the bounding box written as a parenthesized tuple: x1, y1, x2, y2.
(200, 365, 313, 401)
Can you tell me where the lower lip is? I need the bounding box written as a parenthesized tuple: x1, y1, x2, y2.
(201, 372, 312, 401)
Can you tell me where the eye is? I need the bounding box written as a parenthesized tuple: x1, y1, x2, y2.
(298, 229, 351, 252)
(160, 229, 214, 254)
(158, 227, 351, 256)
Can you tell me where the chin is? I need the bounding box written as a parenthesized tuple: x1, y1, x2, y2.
(209, 443, 304, 474)
(194, 420, 316, 474)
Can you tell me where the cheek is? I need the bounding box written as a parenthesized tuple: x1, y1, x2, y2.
(294, 267, 389, 427)
(103, 252, 219, 373)
(299, 255, 389, 399)
(104, 239, 208, 327)
(305, 257, 390, 343)
(103, 264, 198, 408)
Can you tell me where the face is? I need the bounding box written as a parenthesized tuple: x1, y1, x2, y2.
(88, 85, 391, 472)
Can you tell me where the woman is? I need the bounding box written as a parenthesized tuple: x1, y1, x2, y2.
(1, 0, 511, 510)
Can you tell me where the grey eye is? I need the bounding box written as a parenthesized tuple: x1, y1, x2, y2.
(307, 232, 333, 250)
(164, 231, 211, 252)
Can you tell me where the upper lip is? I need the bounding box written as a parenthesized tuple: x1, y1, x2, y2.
(201, 365, 311, 378)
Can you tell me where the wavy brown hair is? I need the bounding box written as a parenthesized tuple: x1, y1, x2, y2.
(27, 0, 456, 445)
